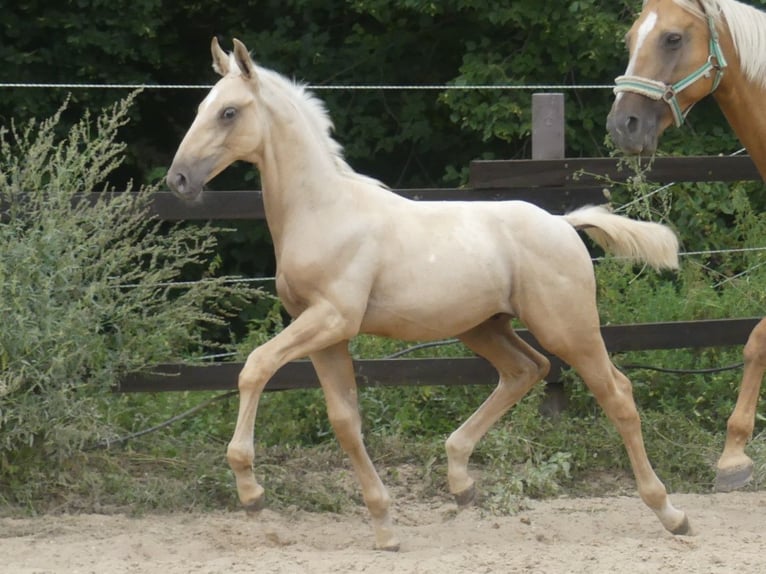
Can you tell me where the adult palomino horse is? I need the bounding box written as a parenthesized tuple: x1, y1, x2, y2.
(168, 37, 686, 550)
(607, 0, 766, 493)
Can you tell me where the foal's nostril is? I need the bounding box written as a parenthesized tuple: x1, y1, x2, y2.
(626, 115, 639, 135)
(167, 170, 187, 195)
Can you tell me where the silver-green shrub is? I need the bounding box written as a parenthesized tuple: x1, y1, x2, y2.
(0, 93, 256, 499)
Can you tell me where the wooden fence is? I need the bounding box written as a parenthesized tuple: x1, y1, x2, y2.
(117, 152, 763, 393)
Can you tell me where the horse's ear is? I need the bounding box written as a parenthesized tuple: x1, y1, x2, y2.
(232, 38, 257, 81)
(211, 37, 230, 76)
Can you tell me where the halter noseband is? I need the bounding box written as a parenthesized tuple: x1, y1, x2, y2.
(613, 14, 727, 127)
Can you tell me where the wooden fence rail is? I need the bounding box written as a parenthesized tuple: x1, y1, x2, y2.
(118, 153, 764, 393)
(123, 154, 761, 222)
(117, 317, 761, 392)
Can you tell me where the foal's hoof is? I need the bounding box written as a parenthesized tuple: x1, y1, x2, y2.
(243, 495, 266, 515)
(715, 462, 754, 493)
(373, 527, 401, 552)
(670, 514, 692, 536)
(454, 484, 477, 508)
(376, 540, 401, 552)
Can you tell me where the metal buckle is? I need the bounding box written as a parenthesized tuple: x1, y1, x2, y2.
(662, 86, 676, 103)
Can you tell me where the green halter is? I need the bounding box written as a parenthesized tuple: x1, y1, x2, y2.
(613, 14, 727, 127)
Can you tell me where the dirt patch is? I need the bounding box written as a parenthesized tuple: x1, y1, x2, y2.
(2, 490, 765, 573)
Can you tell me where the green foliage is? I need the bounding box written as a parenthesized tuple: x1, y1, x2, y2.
(0, 95, 258, 506)
(0, 0, 675, 190)
(556, 160, 764, 433)
(470, 388, 574, 514)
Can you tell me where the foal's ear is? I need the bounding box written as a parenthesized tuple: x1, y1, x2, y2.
(211, 37, 230, 76)
(232, 38, 257, 81)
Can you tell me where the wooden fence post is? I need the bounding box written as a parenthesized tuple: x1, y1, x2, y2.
(531, 92, 569, 417)
(532, 93, 565, 161)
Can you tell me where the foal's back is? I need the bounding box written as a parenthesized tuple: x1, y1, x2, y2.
(351, 195, 594, 340)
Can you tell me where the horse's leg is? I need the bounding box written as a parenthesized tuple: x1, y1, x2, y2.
(310, 342, 399, 551)
(226, 302, 353, 516)
(538, 329, 689, 535)
(716, 317, 766, 491)
(446, 317, 550, 505)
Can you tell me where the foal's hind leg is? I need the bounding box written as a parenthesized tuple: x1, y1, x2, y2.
(310, 342, 399, 551)
(536, 327, 689, 535)
(446, 316, 550, 505)
(716, 317, 766, 491)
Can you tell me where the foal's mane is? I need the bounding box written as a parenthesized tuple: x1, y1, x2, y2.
(236, 55, 385, 188)
(673, 0, 766, 88)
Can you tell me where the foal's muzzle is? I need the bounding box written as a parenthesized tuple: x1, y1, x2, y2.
(167, 170, 189, 195)
(166, 160, 210, 202)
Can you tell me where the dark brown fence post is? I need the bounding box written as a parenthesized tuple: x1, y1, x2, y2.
(532, 92, 569, 416)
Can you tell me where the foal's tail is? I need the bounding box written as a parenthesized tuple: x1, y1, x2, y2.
(561, 205, 679, 271)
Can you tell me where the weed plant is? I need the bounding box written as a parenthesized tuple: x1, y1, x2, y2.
(0, 95, 258, 509)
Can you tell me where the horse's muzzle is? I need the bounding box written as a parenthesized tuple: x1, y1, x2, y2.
(607, 94, 666, 156)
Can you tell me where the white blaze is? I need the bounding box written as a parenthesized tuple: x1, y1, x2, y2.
(617, 10, 658, 103)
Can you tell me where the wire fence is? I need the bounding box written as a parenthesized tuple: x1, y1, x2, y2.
(5, 80, 761, 443)
(6, 79, 758, 291)
(0, 82, 615, 91)
(9, 80, 764, 331)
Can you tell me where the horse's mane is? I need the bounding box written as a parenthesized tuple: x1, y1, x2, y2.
(673, 0, 766, 88)
(240, 57, 386, 188)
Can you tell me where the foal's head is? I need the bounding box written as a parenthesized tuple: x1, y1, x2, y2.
(607, 0, 725, 154)
(167, 38, 265, 201)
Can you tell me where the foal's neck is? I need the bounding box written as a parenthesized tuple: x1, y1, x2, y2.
(254, 104, 346, 252)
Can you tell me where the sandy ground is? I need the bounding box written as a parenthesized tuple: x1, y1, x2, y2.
(2, 490, 766, 574)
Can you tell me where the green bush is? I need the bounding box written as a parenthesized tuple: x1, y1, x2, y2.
(0, 94, 258, 506)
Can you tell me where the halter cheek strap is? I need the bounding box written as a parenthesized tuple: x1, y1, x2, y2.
(612, 15, 727, 127)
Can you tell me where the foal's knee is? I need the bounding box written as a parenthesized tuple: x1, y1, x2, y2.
(238, 349, 274, 391)
(743, 319, 766, 366)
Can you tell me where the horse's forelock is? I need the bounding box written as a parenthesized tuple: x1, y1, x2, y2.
(670, 0, 714, 20)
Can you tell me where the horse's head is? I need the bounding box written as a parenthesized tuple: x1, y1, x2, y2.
(167, 38, 264, 201)
(607, 0, 726, 155)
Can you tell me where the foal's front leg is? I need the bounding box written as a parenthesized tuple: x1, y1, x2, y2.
(311, 342, 399, 551)
(226, 303, 353, 515)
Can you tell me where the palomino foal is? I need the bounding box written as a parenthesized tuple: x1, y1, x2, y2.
(168, 37, 687, 550)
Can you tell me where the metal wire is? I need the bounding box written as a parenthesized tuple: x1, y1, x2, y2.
(0, 82, 614, 91)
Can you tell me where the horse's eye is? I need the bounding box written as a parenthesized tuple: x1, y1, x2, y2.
(665, 33, 682, 48)
(221, 107, 237, 121)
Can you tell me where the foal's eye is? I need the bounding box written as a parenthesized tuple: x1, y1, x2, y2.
(220, 107, 237, 121)
(664, 33, 683, 48)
